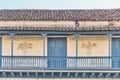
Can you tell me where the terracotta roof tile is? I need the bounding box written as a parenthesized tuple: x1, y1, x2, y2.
(0, 9, 120, 21)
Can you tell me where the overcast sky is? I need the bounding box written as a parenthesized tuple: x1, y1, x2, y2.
(0, 0, 120, 9)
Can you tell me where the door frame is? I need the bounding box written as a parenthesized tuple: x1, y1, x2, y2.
(112, 38, 120, 68)
(47, 37, 67, 68)
(47, 36, 67, 57)
(111, 37, 120, 56)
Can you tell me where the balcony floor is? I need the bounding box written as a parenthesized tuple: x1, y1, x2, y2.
(0, 69, 120, 78)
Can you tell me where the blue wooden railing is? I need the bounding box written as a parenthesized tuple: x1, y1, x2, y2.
(0, 56, 120, 70)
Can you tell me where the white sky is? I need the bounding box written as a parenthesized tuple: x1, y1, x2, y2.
(0, 0, 120, 9)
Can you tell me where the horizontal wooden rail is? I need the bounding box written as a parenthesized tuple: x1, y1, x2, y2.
(0, 56, 119, 70)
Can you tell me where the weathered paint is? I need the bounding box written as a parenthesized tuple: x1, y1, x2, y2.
(48, 37, 67, 68)
(112, 38, 120, 68)
(0, 21, 75, 27)
(0, 21, 119, 27)
(2, 35, 44, 56)
(67, 35, 108, 56)
(2, 35, 109, 57)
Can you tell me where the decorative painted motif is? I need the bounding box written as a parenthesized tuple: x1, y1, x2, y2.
(17, 41, 33, 54)
(81, 41, 97, 55)
(109, 21, 115, 26)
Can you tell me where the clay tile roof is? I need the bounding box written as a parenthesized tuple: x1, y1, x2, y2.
(0, 9, 120, 21)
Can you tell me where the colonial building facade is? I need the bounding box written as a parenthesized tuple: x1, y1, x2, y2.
(0, 9, 120, 80)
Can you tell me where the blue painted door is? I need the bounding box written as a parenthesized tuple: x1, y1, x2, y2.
(112, 38, 120, 68)
(48, 37, 67, 69)
(0, 38, 2, 68)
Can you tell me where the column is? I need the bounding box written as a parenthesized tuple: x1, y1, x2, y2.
(75, 34, 80, 69)
(107, 33, 112, 58)
(107, 33, 112, 69)
(10, 33, 15, 56)
(75, 34, 80, 57)
(10, 33, 15, 68)
(42, 34, 47, 56)
(42, 34, 47, 68)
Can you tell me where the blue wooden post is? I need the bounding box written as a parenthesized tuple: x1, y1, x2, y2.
(42, 34, 47, 56)
(10, 33, 15, 56)
(75, 34, 80, 68)
(107, 33, 112, 69)
(75, 34, 80, 57)
(42, 34, 47, 68)
(10, 33, 15, 69)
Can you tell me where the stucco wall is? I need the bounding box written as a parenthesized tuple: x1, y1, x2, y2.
(2, 35, 108, 57)
(0, 21, 119, 27)
(0, 21, 75, 27)
(67, 35, 108, 56)
(2, 35, 43, 56)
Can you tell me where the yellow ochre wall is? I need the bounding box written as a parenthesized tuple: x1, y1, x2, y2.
(2, 35, 108, 57)
(2, 35, 44, 56)
(67, 35, 108, 56)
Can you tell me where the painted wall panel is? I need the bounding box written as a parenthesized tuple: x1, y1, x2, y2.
(67, 36, 76, 56)
(2, 35, 109, 57)
(2, 35, 44, 56)
(78, 36, 108, 56)
(67, 35, 109, 57)
(2, 36, 11, 56)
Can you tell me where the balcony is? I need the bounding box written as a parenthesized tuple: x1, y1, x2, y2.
(0, 56, 120, 70)
(0, 56, 120, 78)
